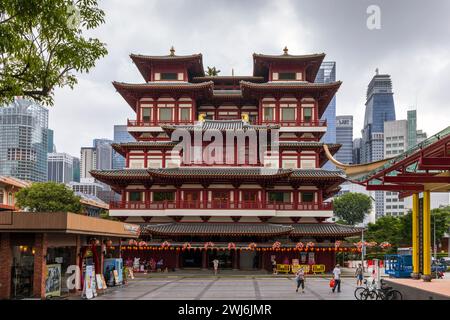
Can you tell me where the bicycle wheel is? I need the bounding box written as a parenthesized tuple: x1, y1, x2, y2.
(362, 289, 377, 300)
(386, 290, 402, 300)
(354, 287, 365, 300)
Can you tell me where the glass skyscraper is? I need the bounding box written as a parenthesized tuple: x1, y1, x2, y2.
(112, 125, 135, 169)
(0, 98, 48, 181)
(315, 61, 336, 169)
(361, 71, 396, 218)
(335, 115, 353, 164)
(47, 152, 74, 184)
(407, 109, 417, 149)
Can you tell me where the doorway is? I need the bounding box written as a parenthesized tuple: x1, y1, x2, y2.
(181, 250, 203, 268)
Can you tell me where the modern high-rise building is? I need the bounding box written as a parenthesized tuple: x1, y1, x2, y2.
(0, 98, 48, 181)
(47, 129, 56, 153)
(416, 130, 427, 144)
(72, 157, 80, 182)
(352, 138, 362, 165)
(112, 125, 135, 169)
(80, 147, 96, 180)
(383, 120, 408, 217)
(47, 152, 74, 184)
(407, 109, 417, 149)
(335, 115, 353, 164)
(361, 70, 396, 218)
(316, 61, 336, 169)
(93, 139, 113, 170)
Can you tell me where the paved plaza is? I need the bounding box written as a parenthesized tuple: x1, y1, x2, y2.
(93, 276, 358, 300)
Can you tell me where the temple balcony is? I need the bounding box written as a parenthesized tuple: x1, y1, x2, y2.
(109, 200, 333, 218)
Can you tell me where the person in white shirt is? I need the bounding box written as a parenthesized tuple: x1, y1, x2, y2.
(332, 264, 341, 293)
(213, 259, 219, 275)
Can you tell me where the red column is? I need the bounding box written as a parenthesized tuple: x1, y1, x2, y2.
(0, 233, 12, 299)
(202, 250, 208, 270)
(233, 250, 239, 270)
(33, 233, 48, 299)
(175, 251, 180, 270)
(293, 189, 299, 210)
(203, 190, 208, 209)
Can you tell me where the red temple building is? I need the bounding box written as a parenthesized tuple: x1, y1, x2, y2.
(91, 47, 362, 272)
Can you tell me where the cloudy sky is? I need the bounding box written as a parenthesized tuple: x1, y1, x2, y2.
(49, 0, 450, 156)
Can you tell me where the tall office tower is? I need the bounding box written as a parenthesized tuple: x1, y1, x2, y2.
(416, 130, 427, 144)
(335, 115, 353, 164)
(0, 98, 48, 181)
(352, 138, 362, 164)
(47, 129, 56, 153)
(93, 139, 113, 170)
(316, 61, 336, 169)
(80, 147, 96, 180)
(47, 152, 74, 184)
(112, 125, 135, 169)
(407, 109, 417, 149)
(361, 70, 396, 218)
(383, 120, 408, 217)
(72, 157, 80, 182)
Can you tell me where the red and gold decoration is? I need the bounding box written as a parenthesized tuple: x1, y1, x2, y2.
(379, 241, 391, 249)
(161, 241, 171, 248)
(182, 242, 191, 250)
(227, 242, 236, 250)
(306, 241, 315, 249)
(138, 240, 147, 247)
(334, 240, 342, 249)
(248, 242, 257, 250)
(272, 241, 281, 249)
(204, 241, 215, 250)
(128, 239, 138, 246)
(295, 242, 304, 250)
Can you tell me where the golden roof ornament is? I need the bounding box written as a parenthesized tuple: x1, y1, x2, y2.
(283, 46, 289, 55)
(198, 113, 206, 122)
(170, 46, 175, 56)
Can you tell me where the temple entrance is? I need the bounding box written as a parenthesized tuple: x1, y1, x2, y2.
(240, 250, 258, 270)
(208, 250, 233, 269)
(181, 250, 203, 268)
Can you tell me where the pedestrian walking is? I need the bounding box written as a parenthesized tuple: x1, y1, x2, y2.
(272, 258, 277, 275)
(295, 268, 305, 293)
(355, 263, 364, 286)
(332, 264, 341, 293)
(213, 259, 219, 275)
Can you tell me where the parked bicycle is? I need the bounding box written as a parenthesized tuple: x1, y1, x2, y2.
(354, 279, 402, 300)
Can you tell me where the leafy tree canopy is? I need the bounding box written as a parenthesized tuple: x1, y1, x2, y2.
(333, 192, 372, 225)
(16, 181, 82, 213)
(0, 0, 107, 105)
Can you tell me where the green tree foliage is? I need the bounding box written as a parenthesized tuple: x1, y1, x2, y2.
(333, 192, 372, 225)
(206, 66, 220, 76)
(364, 206, 450, 249)
(0, 0, 107, 105)
(16, 182, 82, 213)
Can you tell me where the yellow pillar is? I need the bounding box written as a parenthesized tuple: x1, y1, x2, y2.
(411, 193, 420, 279)
(422, 191, 432, 282)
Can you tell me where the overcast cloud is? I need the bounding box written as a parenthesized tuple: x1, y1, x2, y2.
(49, 0, 450, 156)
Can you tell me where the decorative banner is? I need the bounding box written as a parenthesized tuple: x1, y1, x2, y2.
(128, 239, 137, 246)
(248, 242, 257, 250)
(45, 264, 61, 298)
(272, 241, 281, 249)
(306, 241, 315, 249)
(83, 265, 95, 299)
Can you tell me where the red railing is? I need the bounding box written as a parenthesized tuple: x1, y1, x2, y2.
(127, 119, 192, 127)
(110, 200, 333, 211)
(262, 120, 327, 127)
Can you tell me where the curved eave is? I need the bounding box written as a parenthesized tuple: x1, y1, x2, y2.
(252, 53, 326, 81)
(147, 169, 293, 181)
(90, 169, 152, 185)
(111, 142, 177, 157)
(130, 53, 205, 81)
(112, 81, 214, 110)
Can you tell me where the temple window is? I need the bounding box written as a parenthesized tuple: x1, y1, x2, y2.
(303, 107, 313, 122)
(280, 103, 296, 121)
(268, 191, 291, 203)
(141, 107, 152, 123)
(160, 72, 178, 80)
(301, 192, 315, 203)
(180, 108, 191, 121)
(263, 104, 275, 121)
(153, 191, 175, 202)
(158, 106, 173, 121)
(129, 191, 142, 202)
(278, 72, 296, 80)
